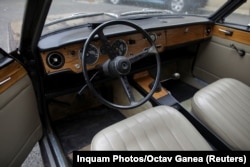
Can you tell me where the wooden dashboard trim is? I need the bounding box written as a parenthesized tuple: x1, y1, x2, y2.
(40, 24, 212, 74)
(0, 61, 27, 94)
(167, 24, 209, 46)
(133, 71, 168, 99)
(213, 25, 250, 45)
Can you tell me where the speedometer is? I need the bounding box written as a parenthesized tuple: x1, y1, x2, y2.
(84, 44, 99, 65)
(112, 39, 128, 56)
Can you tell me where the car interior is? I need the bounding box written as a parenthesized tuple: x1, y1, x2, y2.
(0, 0, 249, 166)
(38, 13, 250, 154)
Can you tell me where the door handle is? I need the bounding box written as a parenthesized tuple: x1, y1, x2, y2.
(219, 29, 233, 36)
(0, 77, 11, 86)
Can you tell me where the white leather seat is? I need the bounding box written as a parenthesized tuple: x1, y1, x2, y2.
(192, 78, 250, 150)
(91, 105, 212, 150)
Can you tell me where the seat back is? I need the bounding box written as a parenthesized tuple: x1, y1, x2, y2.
(192, 78, 250, 150)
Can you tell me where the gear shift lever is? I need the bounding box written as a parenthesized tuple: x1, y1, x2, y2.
(172, 73, 180, 80)
(160, 72, 181, 83)
(148, 73, 180, 92)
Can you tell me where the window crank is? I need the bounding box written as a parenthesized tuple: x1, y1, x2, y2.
(230, 44, 245, 57)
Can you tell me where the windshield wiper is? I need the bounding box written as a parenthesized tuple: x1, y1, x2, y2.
(120, 9, 173, 17)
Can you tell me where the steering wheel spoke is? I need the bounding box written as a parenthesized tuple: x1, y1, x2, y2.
(97, 30, 116, 59)
(119, 76, 136, 104)
(129, 46, 157, 64)
(78, 71, 100, 96)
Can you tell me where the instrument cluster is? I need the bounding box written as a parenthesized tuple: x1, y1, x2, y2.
(79, 39, 128, 66)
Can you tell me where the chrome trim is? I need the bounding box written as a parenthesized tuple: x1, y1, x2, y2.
(0, 77, 11, 86)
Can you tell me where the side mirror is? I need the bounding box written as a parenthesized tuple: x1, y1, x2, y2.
(0, 48, 13, 68)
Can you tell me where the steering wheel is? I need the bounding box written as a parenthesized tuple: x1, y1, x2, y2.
(81, 20, 161, 110)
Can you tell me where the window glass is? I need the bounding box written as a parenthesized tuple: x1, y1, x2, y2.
(44, 0, 228, 35)
(225, 1, 250, 26)
(0, 0, 25, 51)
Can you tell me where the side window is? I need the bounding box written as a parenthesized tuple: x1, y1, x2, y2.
(224, 1, 250, 27)
(1, 2, 25, 52)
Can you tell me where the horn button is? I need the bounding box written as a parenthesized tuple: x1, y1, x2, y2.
(104, 56, 131, 76)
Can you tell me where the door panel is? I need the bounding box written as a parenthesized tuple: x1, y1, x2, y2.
(0, 52, 43, 167)
(193, 25, 250, 86)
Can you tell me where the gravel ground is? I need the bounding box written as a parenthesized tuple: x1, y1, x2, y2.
(21, 143, 44, 167)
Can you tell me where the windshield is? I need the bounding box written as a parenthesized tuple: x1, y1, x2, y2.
(43, 0, 228, 35)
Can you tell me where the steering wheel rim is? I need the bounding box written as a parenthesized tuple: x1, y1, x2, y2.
(81, 20, 161, 110)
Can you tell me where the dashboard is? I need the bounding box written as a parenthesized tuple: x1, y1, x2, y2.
(40, 23, 212, 75)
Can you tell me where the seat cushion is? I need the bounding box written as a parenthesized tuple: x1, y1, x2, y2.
(91, 105, 212, 150)
(192, 78, 250, 150)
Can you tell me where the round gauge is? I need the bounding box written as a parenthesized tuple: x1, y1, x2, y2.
(112, 39, 128, 56)
(84, 44, 99, 65)
(149, 33, 157, 42)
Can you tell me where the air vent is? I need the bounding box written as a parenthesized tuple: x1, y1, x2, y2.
(46, 52, 65, 69)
